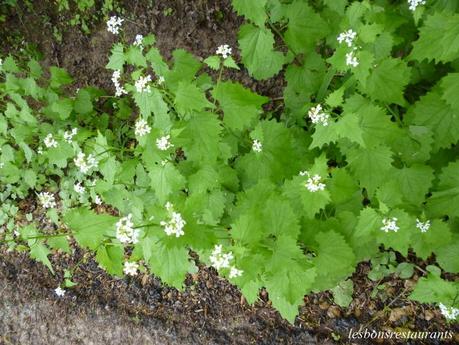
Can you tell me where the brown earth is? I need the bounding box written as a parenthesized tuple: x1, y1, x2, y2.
(0, 1, 458, 344)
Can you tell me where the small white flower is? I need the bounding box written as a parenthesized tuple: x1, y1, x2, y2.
(160, 209, 186, 237)
(157, 76, 165, 85)
(54, 286, 65, 297)
(209, 244, 234, 270)
(346, 51, 359, 67)
(111, 70, 127, 97)
(216, 44, 232, 59)
(64, 128, 78, 143)
(156, 135, 173, 150)
(0, 58, 2, 68)
(115, 214, 140, 244)
(107, 16, 124, 34)
(37, 147, 44, 155)
(133, 34, 143, 47)
(73, 182, 85, 194)
(408, 0, 426, 11)
(229, 266, 243, 279)
(302, 171, 326, 192)
(252, 139, 262, 153)
(416, 219, 431, 233)
(337, 29, 357, 47)
(74, 152, 98, 174)
(165, 201, 174, 211)
(160, 159, 168, 166)
(439, 303, 459, 320)
(380, 217, 399, 233)
(123, 261, 139, 276)
(44, 134, 58, 148)
(134, 118, 151, 137)
(0, 162, 4, 169)
(93, 195, 102, 205)
(308, 104, 330, 126)
(38, 192, 56, 209)
(135, 75, 152, 93)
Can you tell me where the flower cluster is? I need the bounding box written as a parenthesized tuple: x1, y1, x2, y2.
(216, 44, 232, 59)
(160, 203, 186, 237)
(134, 118, 151, 137)
(44, 134, 58, 148)
(63, 128, 78, 143)
(123, 261, 139, 276)
(74, 152, 98, 174)
(337, 29, 359, 67)
(439, 303, 459, 320)
(133, 34, 143, 48)
(107, 16, 123, 34)
(135, 75, 152, 93)
(308, 104, 330, 126)
(38, 192, 57, 209)
(156, 135, 173, 150)
(111, 70, 127, 97)
(209, 245, 243, 278)
(73, 182, 85, 194)
(54, 286, 65, 297)
(380, 217, 399, 232)
(252, 139, 262, 153)
(337, 29, 357, 47)
(300, 171, 326, 192)
(115, 214, 140, 244)
(408, 0, 426, 11)
(416, 219, 430, 233)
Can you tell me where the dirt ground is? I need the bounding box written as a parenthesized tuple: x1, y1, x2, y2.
(0, 1, 458, 344)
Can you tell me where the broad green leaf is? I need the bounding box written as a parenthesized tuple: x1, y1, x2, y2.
(232, 0, 267, 26)
(427, 161, 459, 219)
(148, 163, 186, 203)
(174, 81, 214, 115)
(106, 43, 125, 70)
(238, 23, 284, 80)
(96, 244, 124, 276)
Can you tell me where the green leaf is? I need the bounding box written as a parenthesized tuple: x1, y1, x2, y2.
(232, 0, 267, 26)
(411, 220, 451, 260)
(46, 142, 74, 168)
(148, 163, 186, 204)
(30, 242, 54, 274)
(440, 73, 459, 110)
(313, 231, 355, 290)
(364, 58, 411, 105)
(427, 161, 459, 218)
(148, 244, 197, 289)
(331, 279, 354, 308)
(64, 208, 117, 250)
(223, 56, 240, 70)
(106, 43, 125, 70)
(410, 12, 459, 63)
(410, 273, 459, 307)
(436, 241, 459, 273)
(96, 244, 124, 276)
(74, 89, 94, 114)
(49, 66, 73, 88)
(238, 23, 284, 80)
(393, 165, 433, 205)
(174, 81, 214, 115)
(203, 55, 220, 70)
(134, 88, 169, 120)
(345, 144, 393, 195)
(283, 0, 329, 54)
(212, 81, 268, 131)
(125, 46, 147, 67)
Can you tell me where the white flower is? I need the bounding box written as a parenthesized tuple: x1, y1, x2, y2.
(107, 16, 124, 34)
(54, 286, 65, 297)
(111, 70, 127, 97)
(123, 261, 139, 276)
(37, 147, 44, 155)
(0, 58, 2, 67)
(346, 51, 359, 67)
(216, 44, 232, 59)
(408, 0, 426, 11)
(337, 29, 357, 47)
(209, 244, 234, 270)
(156, 135, 173, 150)
(301, 171, 326, 192)
(160, 206, 186, 237)
(64, 128, 78, 143)
(74, 152, 98, 174)
(439, 303, 459, 320)
(135, 75, 152, 93)
(93, 195, 102, 205)
(133, 34, 143, 47)
(38, 192, 56, 209)
(134, 118, 151, 137)
(416, 219, 430, 233)
(157, 76, 165, 85)
(229, 266, 243, 279)
(380, 217, 399, 233)
(73, 182, 85, 194)
(44, 134, 58, 148)
(0, 162, 3, 169)
(115, 214, 140, 244)
(252, 139, 262, 153)
(308, 104, 330, 126)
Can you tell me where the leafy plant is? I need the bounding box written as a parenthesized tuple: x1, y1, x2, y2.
(1, 0, 458, 324)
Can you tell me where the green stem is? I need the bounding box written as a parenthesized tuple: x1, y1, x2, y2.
(316, 68, 336, 102)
